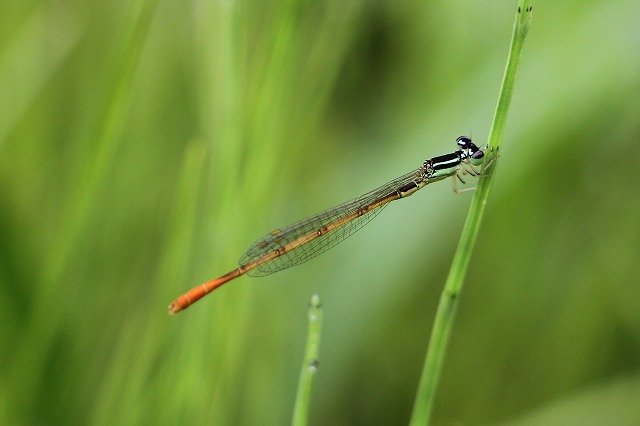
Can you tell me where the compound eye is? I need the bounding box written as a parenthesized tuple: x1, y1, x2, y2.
(456, 136, 472, 148)
(471, 150, 484, 160)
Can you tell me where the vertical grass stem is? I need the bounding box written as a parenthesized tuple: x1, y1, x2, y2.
(292, 294, 324, 426)
(409, 2, 533, 424)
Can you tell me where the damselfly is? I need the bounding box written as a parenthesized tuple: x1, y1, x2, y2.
(168, 136, 485, 314)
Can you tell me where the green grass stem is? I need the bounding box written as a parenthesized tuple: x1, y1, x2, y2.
(4, 2, 160, 418)
(409, 2, 533, 425)
(292, 294, 324, 426)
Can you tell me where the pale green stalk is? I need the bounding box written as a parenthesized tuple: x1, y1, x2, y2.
(409, 2, 533, 425)
(292, 294, 324, 426)
(5, 1, 160, 418)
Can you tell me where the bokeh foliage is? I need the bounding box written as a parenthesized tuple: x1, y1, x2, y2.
(1, 0, 639, 424)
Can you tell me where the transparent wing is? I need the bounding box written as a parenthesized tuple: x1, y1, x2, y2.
(239, 168, 424, 276)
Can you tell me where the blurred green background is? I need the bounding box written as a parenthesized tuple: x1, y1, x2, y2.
(1, 0, 639, 424)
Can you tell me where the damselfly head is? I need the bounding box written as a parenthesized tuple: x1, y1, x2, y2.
(456, 136, 484, 162)
(468, 144, 484, 158)
(456, 136, 484, 166)
(466, 143, 485, 167)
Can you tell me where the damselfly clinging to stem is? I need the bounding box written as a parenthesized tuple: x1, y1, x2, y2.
(168, 136, 486, 314)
